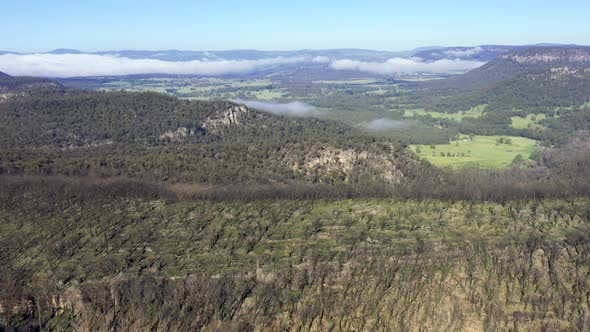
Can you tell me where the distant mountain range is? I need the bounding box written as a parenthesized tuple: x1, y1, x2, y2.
(424, 46, 590, 89)
(1, 44, 584, 62)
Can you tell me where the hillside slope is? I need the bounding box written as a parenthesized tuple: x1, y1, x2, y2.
(0, 76, 421, 186)
(419, 46, 590, 93)
(414, 47, 590, 114)
(0, 72, 61, 92)
(2, 183, 589, 331)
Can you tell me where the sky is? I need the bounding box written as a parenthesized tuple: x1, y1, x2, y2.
(2, 0, 590, 52)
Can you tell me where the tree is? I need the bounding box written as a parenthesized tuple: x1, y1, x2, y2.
(512, 154, 524, 165)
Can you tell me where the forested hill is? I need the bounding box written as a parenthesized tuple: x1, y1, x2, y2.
(421, 46, 590, 92)
(0, 72, 62, 94)
(415, 47, 590, 113)
(0, 79, 423, 186)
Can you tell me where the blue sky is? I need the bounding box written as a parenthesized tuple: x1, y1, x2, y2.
(2, 0, 589, 52)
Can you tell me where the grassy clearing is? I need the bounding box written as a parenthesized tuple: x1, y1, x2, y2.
(403, 105, 485, 121)
(411, 135, 538, 169)
(247, 89, 285, 100)
(510, 113, 547, 129)
(98, 78, 277, 99)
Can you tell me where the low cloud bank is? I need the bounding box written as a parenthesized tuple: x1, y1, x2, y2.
(442, 47, 484, 58)
(233, 99, 318, 117)
(312, 56, 331, 63)
(0, 53, 307, 78)
(360, 118, 412, 131)
(330, 57, 484, 75)
(0, 52, 484, 78)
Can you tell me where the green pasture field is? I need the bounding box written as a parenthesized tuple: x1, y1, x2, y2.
(411, 135, 538, 169)
(403, 105, 485, 121)
(510, 113, 547, 129)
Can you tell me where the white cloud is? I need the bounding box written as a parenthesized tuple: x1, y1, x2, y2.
(311, 56, 331, 63)
(233, 99, 318, 117)
(443, 47, 484, 58)
(330, 57, 485, 75)
(0, 53, 307, 78)
(360, 118, 411, 131)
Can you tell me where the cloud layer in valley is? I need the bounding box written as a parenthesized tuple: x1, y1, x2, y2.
(0, 52, 484, 78)
(442, 47, 484, 58)
(233, 99, 318, 117)
(0, 53, 308, 78)
(311, 56, 331, 63)
(330, 57, 484, 75)
(360, 118, 412, 131)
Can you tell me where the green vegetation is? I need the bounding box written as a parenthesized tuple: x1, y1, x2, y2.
(246, 88, 286, 100)
(0, 88, 424, 186)
(69, 77, 282, 101)
(403, 105, 485, 121)
(412, 135, 538, 168)
(511, 113, 548, 129)
(2, 180, 590, 330)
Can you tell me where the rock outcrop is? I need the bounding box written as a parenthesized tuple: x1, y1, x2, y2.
(281, 143, 403, 184)
(202, 104, 248, 132)
(500, 47, 590, 65)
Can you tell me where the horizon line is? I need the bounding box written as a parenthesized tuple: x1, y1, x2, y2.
(2, 43, 587, 55)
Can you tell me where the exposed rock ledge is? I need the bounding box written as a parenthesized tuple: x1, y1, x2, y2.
(282, 144, 403, 184)
(202, 105, 248, 132)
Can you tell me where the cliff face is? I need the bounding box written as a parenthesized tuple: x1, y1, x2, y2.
(499, 47, 590, 66)
(0, 92, 17, 103)
(158, 103, 248, 141)
(202, 104, 249, 132)
(281, 143, 403, 184)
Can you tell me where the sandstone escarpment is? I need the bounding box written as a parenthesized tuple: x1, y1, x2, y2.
(202, 104, 248, 132)
(281, 143, 403, 184)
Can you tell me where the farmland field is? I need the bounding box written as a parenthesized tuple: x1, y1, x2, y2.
(411, 135, 538, 168)
(403, 105, 485, 121)
(510, 113, 547, 129)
